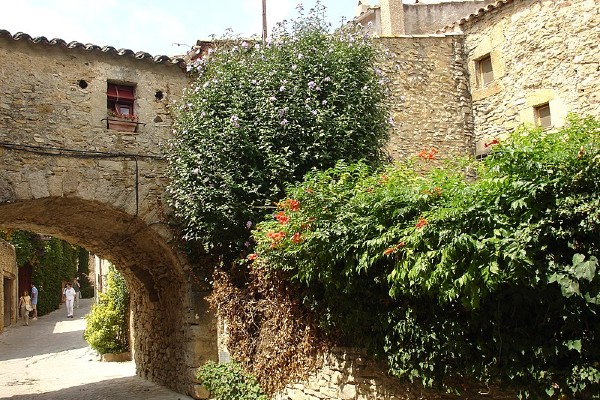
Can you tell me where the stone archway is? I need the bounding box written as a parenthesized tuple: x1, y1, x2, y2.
(0, 196, 217, 396)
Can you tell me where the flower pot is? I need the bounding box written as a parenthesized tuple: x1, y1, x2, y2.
(107, 118, 138, 133)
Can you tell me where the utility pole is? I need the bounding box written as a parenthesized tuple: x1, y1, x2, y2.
(262, 0, 267, 42)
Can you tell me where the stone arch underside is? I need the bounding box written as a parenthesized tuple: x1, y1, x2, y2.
(0, 196, 198, 394)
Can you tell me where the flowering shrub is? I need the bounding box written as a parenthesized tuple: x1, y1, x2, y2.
(252, 116, 600, 398)
(166, 3, 390, 263)
(107, 110, 138, 121)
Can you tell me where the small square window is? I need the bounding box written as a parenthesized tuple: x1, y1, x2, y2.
(476, 55, 494, 87)
(534, 103, 552, 128)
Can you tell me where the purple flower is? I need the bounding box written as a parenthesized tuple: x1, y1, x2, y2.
(241, 41, 249, 49)
(246, 221, 253, 229)
(280, 119, 289, 126)
(311, 110, 317, 116)
(230, 115, 240, 128)
(269, 96, 277, 102)
(322, 100, 328, 105)
(308, 81, 317, 90)
(280, 85, 285, 92)
(324, 76, 331, 82)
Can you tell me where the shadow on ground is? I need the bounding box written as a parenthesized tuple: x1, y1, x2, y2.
(3, 376, 189, 400)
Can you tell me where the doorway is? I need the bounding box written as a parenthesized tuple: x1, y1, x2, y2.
(3, 277, 12, 328)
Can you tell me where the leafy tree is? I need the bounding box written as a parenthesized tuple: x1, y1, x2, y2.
(251, 116, 600, 398)
(166, 3, 390, 264)
(84, 265, 130, 354)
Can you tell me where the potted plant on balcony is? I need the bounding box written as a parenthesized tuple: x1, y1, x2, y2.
(106, 110, 139, 132)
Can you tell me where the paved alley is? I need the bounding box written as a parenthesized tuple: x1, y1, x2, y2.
(0, 298, 193, 400)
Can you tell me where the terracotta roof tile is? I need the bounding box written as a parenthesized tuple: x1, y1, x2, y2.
(0, 29, 186, 68)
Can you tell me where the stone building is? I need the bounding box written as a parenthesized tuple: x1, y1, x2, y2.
(0, 239, 18, 332)
(0, 0, 598, 398)
(357, 0, 600, 159)
(355, 0, 496, 36)
(0, 30, 217, 397)
(443, 0, 600, 155)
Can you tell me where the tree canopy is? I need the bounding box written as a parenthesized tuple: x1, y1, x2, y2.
(166, 4, 390, 264)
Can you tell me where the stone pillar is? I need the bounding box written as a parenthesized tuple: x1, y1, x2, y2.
(380, 0, 405, 35)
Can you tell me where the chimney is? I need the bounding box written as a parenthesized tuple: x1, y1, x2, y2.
(379, 0, 405, 35)
(355, 0, 370, 17)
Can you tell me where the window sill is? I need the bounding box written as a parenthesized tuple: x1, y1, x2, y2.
(472, 80, 502, 101)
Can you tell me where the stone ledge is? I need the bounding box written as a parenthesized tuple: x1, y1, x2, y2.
(101, 352, 132, 362)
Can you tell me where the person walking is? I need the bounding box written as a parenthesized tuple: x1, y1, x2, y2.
(63, 282, 76, 318)
(30, 283, 39, 320)
(18, 290, 32, 326)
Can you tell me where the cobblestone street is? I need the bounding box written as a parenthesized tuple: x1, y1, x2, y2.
(0, 298, 193, 400)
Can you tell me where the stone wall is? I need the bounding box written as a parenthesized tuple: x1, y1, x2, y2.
(403, 0, 495, 34)
(0, 239, 18, 332)
(274, 348, 515, 400)
(0, 33, 217, 396)
(460, 0, 600, 144)
(0, 34, 184, 159)
(378, 35, 473, 160)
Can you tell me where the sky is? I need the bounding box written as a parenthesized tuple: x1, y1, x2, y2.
(0, 0, 376, 57)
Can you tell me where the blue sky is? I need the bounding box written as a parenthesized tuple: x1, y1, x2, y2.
(0, 0, 371, 56)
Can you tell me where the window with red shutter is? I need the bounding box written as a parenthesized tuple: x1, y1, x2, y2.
(107, 83, 135, 116)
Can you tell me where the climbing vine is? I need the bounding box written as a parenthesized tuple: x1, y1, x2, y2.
(208, 266, 328, 394)
(1, 230, 80, 315)
(249, 116, 600, 398)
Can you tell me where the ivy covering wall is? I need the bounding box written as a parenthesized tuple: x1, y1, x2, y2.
(0, 230, 87, 316)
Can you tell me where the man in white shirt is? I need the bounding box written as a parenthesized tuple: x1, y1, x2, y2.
(62, 282, 76, 318)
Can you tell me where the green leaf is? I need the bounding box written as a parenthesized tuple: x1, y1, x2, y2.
(566, 339, 582, 353)
(573, 254, 597, 282)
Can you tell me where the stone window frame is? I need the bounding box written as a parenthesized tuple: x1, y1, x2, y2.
(534, 103, 552, 129)
(468, 35, 505, 102)
(475, 53, 494, 88)
(518, 89, 567, 130)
